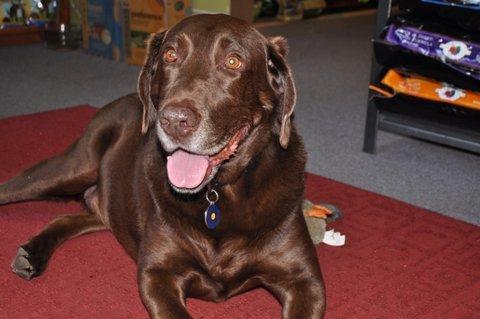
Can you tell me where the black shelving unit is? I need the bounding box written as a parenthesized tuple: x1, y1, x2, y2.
(362, 0, 480, 154)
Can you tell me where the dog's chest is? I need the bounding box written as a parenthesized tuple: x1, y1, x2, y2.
(186, 236, 259, 300)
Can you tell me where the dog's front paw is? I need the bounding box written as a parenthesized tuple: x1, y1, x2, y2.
(11, 246, 45, 280)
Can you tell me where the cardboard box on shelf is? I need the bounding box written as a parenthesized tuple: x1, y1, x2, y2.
(125, 0, 165, 65)
(112, 0, 128, 61)
(191, 0, 253, 23)
(165, 0, 190, 28)
(191, 0, 230, 15)
(125, 0, 190, 65)
(82, 0, 127, 61)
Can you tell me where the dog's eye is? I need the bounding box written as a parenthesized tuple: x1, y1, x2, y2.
(163, 49, 178, 63)
(225, 56, 242, 70)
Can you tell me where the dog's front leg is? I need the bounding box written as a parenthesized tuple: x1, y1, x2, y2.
(270, 278, 326, 319)
(138, 267, 192, 319)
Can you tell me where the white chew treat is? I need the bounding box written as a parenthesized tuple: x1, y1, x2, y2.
(322, 229, 346, 246)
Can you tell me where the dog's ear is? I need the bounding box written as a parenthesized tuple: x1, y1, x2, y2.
(138, 31, 167, 134)
(267, 36, 296, 149)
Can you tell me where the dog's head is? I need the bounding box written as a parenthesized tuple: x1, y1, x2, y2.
(138, 14, 296, 194)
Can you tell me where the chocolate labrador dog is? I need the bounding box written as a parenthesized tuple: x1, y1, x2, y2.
(0, 14, 325, 318)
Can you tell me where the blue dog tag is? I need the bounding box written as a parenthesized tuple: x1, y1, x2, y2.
(204, 203, 221, 229)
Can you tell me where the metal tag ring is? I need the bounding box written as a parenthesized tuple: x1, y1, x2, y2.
(206, 189, 219, 204)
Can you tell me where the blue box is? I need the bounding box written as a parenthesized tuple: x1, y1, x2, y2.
(83, 0, 127, 61)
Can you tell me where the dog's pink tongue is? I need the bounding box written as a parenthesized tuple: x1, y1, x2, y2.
(167, 150, 209, 189)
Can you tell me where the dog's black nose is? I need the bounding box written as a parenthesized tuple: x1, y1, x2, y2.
(160, 104, 200, 139)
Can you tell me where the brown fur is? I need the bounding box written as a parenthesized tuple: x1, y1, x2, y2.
(1, 14, 325, 319)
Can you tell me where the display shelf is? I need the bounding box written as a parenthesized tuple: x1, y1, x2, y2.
(376, 95, 480, 153)
(362, 0, 480, 154)
(324, 0, 377, 12)
(0, 26, 44, 46)
(379, 112, 480, 153)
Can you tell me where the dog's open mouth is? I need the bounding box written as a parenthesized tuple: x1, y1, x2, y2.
(166, 126, 249, 190)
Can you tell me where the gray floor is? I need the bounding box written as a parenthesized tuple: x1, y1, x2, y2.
(1, 13, 479, 225)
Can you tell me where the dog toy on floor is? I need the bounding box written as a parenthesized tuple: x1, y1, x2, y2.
(302, 200, 346, 246)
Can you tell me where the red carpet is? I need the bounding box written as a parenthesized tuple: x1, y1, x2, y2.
(0, 106, 479, 318)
